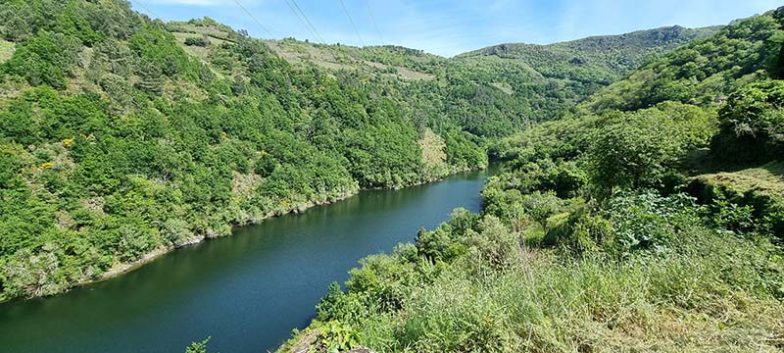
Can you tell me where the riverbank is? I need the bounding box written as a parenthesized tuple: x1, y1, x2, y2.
(0, 168, 491, 353)
(7, 165, 486, 304)
(93, 190, 359, 284)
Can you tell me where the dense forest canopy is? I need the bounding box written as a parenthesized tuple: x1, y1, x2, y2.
(0, 0, 478, 301)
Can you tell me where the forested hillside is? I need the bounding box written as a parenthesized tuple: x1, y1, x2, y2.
(453, 25, 720, 121)
(0, 0, 483, 302)
(265, 26, 719, 131)
(0, 0, 709, 303)
(278, 8, 784, 353)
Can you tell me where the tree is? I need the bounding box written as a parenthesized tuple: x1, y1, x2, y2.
(587, 113, 684, 193)
(522, 191, 561, 233)
(711, 80, 784, 163)
(2, 31, 80, 89)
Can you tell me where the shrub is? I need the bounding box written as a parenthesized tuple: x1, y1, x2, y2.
(710, 193, 756, 233)
(317, 320, 359, 352)
(587, 115, 683, 193)
(2, 31, 80, 89)
(543, 200, 613, 253)
(466, 216, 520, 272)
(521, 191, 561, 233)
(711, 80, 784, 163)
(184, 337, 210, 353)
(605, 192, 700, 255)
(184, 36, 209, 47)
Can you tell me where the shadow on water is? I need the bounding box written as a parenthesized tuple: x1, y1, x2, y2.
(0, 169, 492, 353)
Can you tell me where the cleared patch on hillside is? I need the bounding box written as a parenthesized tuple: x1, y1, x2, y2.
(172, 32, 212, 59)
(689, 161, 784, 230)
(167, 22, 235, 43)
(232, 171, 263, 200)
(393, 66, 435, 81)
(169, 29, 229, 79)
(491, 81, 514, 95)
(0, 39, 14, 64)
(418, 128, 448, 177)
(694, 162, 784, 196)
(266, 40, 434, 81)
(266, 40, 355, 70)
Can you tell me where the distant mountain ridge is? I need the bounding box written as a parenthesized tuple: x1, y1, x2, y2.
(455, 25, 722, 86)
(461, 26, 720, 58)
(257, 25, 720, 124)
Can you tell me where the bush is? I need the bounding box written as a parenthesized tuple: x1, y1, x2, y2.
(605, 192, 700, 255)
(521, 191, 561, 233)
(543, 200, 613, 253)
(588, 115, 683, 193)
(710, 194, 756, 233)
(2, 31, 80, 89)
(466, 216, 520, 272)
(184, 36, 209, 47)
(184, 337, 210, 353)
(711, 80, 784, 163)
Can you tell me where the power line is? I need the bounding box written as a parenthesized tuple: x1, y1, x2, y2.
(337, 0, 364, 46)
(129, 0, 160, 20)
(364, 0, 384, 43)
(231, 0, 274, 37)
(281, 0, 316, 42)
(284, 0, 325, 43)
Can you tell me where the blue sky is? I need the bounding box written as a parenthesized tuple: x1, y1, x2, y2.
(133, 0, 783, 57)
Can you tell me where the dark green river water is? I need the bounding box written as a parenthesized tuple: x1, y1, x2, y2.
(0, 170, 490, 353)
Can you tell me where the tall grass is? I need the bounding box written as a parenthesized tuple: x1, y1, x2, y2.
(278, 191, 784, 353)
(354, 247, 784, 352)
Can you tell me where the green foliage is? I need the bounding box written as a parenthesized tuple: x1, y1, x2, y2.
(0, 0, 141, 44)
(712, 80, 784, 163)
(414, 209, 476, 262)
(687, 165, 784, 238)
(2, 31, 80, 88)
(317, 320, 359, 353)
(605, 192, 700, 254)
(521, 191, 561, 232)
(543, 200, 613, 253)
(128, 25, 195, 80)
(587, 116, 683, 192)
(291, 185, 784, 353)
(586, 103, 716, 193)
(586, 13, 784, 112)
(283, 8, 784, 353)
(455, 26, 719, 122)
(0, 0, 495, 302)
(185, 337, 211, 353)
(710, 193, 756, 233)
(184, 36, 209, 47)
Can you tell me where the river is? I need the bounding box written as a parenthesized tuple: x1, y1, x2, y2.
(0, 169, 491, 353)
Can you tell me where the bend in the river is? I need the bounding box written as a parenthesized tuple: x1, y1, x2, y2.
(0, 169, 493, 353)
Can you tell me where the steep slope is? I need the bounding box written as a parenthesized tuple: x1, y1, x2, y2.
(575, 8, 784, 223)
(258, 26, 719, 133)
(459, 26, 720, 82)
(0, 0, 485, 302)
(584, 15, 782, 112)
(276, 8, 784, 353)
(451, 26, 720, 120)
